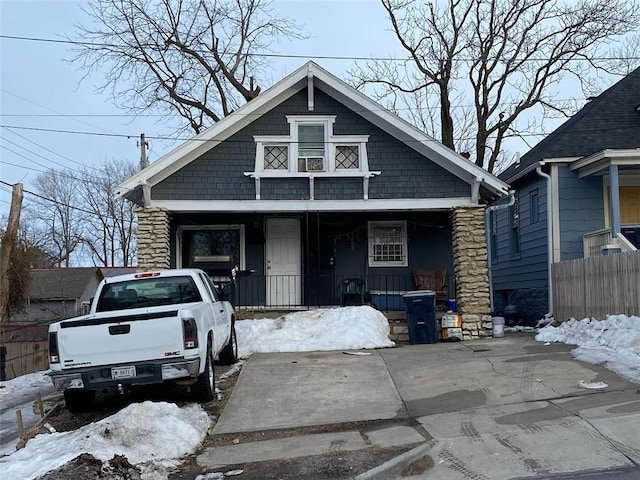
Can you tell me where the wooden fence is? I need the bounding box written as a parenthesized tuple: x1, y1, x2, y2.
(552, 250, 640, 322)
(3, 342, 49, 380)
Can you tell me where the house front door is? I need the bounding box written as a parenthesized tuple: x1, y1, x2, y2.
(620, 186, 640, 223)
(266, 218, 301, 307)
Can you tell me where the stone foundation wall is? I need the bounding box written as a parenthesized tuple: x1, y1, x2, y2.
(136, 207, 170, 271)
(451, 206, 492, 339)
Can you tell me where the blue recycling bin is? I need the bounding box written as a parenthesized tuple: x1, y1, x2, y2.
(402, 290, 437, 344)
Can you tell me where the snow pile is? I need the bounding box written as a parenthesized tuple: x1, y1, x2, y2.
(0, 370, 51, 401)
(0, 401, 211, 479)
(236, 305, 395, 357)
(536, 314, 640, 382)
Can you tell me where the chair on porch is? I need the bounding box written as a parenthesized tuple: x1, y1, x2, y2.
(340, 278, 365, 307)
(413, 269, 447, 311)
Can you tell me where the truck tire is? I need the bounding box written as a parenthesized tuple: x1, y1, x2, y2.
(64, 389, 96, 413)
(192, 344, 215, 402)
(218, 321, 238, 366)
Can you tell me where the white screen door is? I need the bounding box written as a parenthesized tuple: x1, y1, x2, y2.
(266, 218, 302, 307)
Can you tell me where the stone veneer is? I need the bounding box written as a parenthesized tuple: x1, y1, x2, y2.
(136, 207, 171, 271)
(451, 205, 492, 339)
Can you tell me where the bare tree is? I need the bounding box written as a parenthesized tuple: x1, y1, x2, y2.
(78, 159, 138, 267)
(29, 171, 85, 267)
(71, 0, 304, 134)
(351, 0, 640, 173)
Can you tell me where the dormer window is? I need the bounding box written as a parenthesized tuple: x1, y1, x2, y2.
(298, 124, 325, 172)
(248, 115, 379, 200)
(253, 115, 369, 175)
(264, 145, 288, 170)
(335, 145, 359, 169)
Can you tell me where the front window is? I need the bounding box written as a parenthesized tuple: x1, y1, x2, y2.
(180, 226, 244, 269)
(368, 221, 408, 267)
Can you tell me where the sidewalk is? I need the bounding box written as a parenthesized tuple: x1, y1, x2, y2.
(196, 334, 640, 478)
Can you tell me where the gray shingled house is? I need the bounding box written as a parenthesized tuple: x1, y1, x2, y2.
(13, 267, 137, 323)
(116, 62, 508, 338)
(490, 67, 640, 322)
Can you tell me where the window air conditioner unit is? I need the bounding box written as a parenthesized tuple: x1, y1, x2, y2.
(303, 157, 324, 172)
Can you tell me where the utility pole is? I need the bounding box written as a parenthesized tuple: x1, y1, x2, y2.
(140, 133, 149, 170)
(0, 183, 23, 380)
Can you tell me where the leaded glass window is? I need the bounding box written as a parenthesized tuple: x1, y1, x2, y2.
(264, 145, 288, 170)
(335, 145, 359, 169)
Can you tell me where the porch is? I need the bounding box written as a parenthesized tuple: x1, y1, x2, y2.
(225, 273, 453, 311)
(583, 225, 640, 257)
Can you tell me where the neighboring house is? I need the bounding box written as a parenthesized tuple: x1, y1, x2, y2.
(491, 68, 640, 322)
(12, 267, 137, 323)
(116, 62, 508, 338)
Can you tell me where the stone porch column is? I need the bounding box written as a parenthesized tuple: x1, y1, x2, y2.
(136, 207, 171, 271)
(451, 205, 492, 339)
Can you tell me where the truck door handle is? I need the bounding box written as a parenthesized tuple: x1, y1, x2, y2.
(109, 325, 131, 335)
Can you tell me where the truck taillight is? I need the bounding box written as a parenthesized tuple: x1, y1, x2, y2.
(182, 318, 198, 349)
(48, 332, 59, 364)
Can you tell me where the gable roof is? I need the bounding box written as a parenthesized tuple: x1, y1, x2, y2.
(500, 67, 640, 182)
(29, 267, 137, 300)
(115, 61, 508, 201)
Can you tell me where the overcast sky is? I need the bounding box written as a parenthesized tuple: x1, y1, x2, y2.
(1, 0, 620, 220)
(0, 0, 408, 217)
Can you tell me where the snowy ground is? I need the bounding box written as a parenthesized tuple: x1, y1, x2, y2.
(535, 314, 640, 383)
(0, 307, 638, 479)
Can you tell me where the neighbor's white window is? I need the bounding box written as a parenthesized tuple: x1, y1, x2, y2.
(368, 221, 408, 267)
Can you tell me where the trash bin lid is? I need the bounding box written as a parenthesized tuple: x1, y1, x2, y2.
(402, 290, 435, 297)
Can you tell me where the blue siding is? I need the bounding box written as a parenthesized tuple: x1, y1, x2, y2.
(152, 87, 470, 201)
(490, 175, 549, 321)
(557, 166, 605, 260)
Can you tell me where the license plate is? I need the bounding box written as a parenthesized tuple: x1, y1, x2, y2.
(111, 366, 136, 379)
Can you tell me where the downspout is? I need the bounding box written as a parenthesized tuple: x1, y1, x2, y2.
(485, 191, 516, 313)
(536, 165, 553, 316)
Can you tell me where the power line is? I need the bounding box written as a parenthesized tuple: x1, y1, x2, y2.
(0, 180, 130, 222)
(1, 136, 75, 171)
(1, 114, 166, 118)
(1, 121, 636, 145)
(1, 34, 638, 62)
(0, 89, 120, 136)
(0, 146, 106, 187)
(2, 127, 101, 171)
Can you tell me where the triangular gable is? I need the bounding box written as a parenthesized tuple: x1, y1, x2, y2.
(115, 61, 508, 200)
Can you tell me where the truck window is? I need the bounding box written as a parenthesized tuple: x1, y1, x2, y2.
(198, 273, 220, 302)
(95, 276, 202, 312)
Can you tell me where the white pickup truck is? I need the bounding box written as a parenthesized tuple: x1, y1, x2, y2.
(48, 268, 237, 412)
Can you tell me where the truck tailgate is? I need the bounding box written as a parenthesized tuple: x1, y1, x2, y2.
(57, 310, 184, 368)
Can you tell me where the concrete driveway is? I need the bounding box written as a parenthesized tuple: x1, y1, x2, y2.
(198, 334, 640, 479)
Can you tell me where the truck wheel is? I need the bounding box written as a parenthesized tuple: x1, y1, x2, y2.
(192, 344, 215, 402)
(218, 321, 238, 366)
(64, 389, 96, 413)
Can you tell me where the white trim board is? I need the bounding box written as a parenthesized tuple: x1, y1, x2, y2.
(151, 198, 474, 213)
